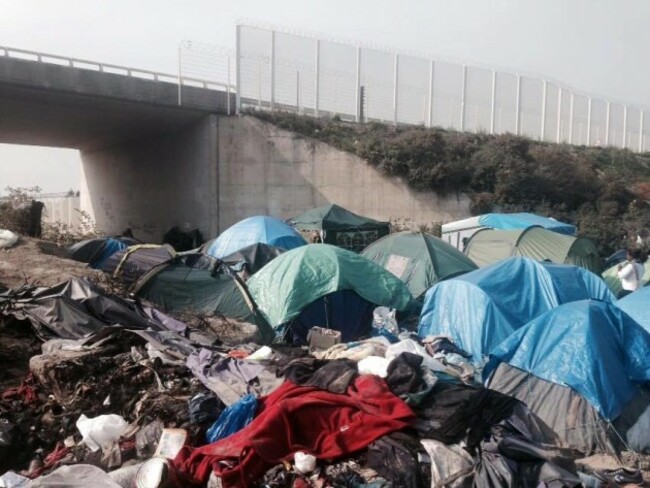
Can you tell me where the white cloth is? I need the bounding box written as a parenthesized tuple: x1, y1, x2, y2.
(618, 261, 645, 291)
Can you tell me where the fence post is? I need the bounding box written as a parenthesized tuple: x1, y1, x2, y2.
(235, 25, 241, 114)
(640, 109, 645, 152)
(270, 30, 275, 110)
(556, 86, 562, 143)
(586, 97, 592, 146)
(296, 70, 300, 113)
(314, 39, 320, 118)
(258, 62, 262, 109)
(227, 55, 231, 115)
(177, 46, 182, 106)
(605, 101, 611, 146)
(540, 79, 547, 141)
(515, 74, 521, 135)
(393, 54, 399, 126)
(428, 60, 435, 128)
(355, 46, 361, 123)
(623, 104, 628, 148)
(568, 92, 575, 144)
(460, 65, 467, 131)
(490, 70, 496, 134)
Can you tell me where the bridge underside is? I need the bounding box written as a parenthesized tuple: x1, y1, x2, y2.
(0, 56, 225, 241)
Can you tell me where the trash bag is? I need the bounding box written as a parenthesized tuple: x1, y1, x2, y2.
(76, 414, 128, 452)
(0, 229, 18, 249)
(188, 392, 222, 425)
(205, 394, 257, 444)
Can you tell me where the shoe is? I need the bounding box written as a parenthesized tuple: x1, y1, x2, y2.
(594, 467, 643, 487)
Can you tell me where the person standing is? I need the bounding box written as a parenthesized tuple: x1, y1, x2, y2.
(618, 248, 646, 297)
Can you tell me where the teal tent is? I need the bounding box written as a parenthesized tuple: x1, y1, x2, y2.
(361, 231, 477, 298)
(247, 244, 416, 342)
(289, 204, 390, 252)
(135, 256, 273, 344)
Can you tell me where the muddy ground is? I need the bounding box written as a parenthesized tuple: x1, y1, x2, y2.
(0, 237, 101, 291)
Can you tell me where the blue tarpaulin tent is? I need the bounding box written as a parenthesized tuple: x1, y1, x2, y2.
(478, 212, 576, 235)
(617, 287, 650, 333)
(485, 300, 650, 420)
(205, 216, 307, 258)
(418, 257, 615, 362)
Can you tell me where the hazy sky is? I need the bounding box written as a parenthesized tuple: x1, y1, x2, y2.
(1, 0, 648, 193)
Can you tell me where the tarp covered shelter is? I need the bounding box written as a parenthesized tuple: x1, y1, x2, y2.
(485, 300, 650, 455)
(289, 204, 390, 252)
(602, 261, 650, 298)
(247, 244, 416, 343)
(205, 216, 306, 259)
(135, 256, 274, 344)
(418, 257, 615, 362)
(361, 231, 477, 298)
(220, 243, 285, 276)
(465, 226, 602, 274)
(100, 244, 176, 285)
(618, 287, 650, 332)
(67, 236, 138, 269)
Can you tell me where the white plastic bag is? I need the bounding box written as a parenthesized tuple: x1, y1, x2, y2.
(0, 230, 18, 250)
(76, 414, 128, 452)
(294, 451, 317, 474)
(247, 345, 273, 360)
(357, 356, 390, 378)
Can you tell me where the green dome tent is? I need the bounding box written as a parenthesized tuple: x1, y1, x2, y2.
(289, 204, 390, 252)
(247, 244, 417, 342)
(361, 231, 477, 298)
(465, 226, 602, 274)
(135, 255, 274, 344)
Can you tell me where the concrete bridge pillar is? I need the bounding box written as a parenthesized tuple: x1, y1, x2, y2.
(80, 115, 219, 242)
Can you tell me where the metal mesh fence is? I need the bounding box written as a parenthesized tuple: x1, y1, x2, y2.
(179, 40, 236, 112)
(181, 23, 648, 152)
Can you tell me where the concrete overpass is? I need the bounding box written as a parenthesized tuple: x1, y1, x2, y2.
(0, 47, 233, 241)
(0, 46, 470, 242)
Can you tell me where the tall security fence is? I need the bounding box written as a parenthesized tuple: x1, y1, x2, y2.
(218, 23, 648, 152)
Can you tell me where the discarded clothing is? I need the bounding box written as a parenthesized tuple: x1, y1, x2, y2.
(313, 338, 390, 362)
(173, 375, 415, 487)
(474, 437, 581, 488)
(425, 336, 471, 358)
(187, 348, 282, 406)
(385, 352, 438, 406)
(414, 381, 519, 452)
(188, 392, 222, 425)
(367, 431, 430, 488)
(385, 338, 446, 373)
(420, 439, 474, 488)
(280, 357, 358, 394)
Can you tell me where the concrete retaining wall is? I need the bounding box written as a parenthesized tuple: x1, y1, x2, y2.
(217, 116, 471, 231)
(80, 114, 470, 242)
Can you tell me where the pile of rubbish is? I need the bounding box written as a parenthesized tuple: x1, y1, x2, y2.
(2, 210, 650, 487)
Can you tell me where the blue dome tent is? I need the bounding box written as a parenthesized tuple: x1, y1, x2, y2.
(205, 216, 306, 258)
(417, 257, 615, 362)
(485, 300, 650, 455)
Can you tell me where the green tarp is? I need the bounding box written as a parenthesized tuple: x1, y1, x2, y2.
(135, 261, 274, 344)
(465, 227, 602, 274)
(247, 243, 416, 328)
(361, 231, 477, 298)
(289, 204, 390, 252)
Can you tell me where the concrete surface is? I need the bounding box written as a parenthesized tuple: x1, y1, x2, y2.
(217, 116, 470, 231)
(81, 115, 219, 242)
